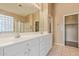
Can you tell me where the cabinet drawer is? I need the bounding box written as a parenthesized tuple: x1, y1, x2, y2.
(26, 38, 39, 47)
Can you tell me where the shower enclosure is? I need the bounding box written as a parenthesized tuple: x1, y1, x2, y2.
(65, 14, 78, 47)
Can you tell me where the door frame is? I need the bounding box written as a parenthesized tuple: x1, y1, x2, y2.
(63, 12, 79, 47)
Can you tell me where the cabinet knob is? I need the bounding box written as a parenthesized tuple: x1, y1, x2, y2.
(26, 43, 29, 46)
(28, 49, 31, 51)
(24, 51, 28, 54)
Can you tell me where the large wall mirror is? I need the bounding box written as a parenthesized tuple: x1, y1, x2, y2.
(0, 11, 40, 33)
(0, 14, 14, 33)
(0, 3, 50, 34)
(14, 11, 40, 33)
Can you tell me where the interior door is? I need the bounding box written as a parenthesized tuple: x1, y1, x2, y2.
(35, 21, 39, 32)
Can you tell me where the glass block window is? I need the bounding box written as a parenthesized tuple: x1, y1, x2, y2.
(0, 14, 13, 32)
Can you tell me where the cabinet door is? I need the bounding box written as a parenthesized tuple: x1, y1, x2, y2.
(4, 41, 27, 56)
(40, 36, 46, 50)
(40, 47, 48, 56)
(27, 38, 40, 56)
(24, 49, 29, 56)
(29, 45, 39, 56)
(46, 34, 52, 53)
(48, 34, 52, 49)
(40, 35, 47, 56)
(14, 49, 29, 56)
(0, 47, 3, 56)
(39, 34, 52, 56)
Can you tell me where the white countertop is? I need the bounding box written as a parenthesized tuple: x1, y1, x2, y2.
(0, 33, 50, 48)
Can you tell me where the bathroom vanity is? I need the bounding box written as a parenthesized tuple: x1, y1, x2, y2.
(0, 33, 52, 56)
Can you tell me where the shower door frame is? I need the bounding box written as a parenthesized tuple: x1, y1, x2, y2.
(63, 12, 79, 47)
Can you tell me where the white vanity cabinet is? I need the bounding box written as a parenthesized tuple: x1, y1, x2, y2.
(3, 37, 40, 56)
(0, 48, 3, 56)
(0, 33, 52, 56)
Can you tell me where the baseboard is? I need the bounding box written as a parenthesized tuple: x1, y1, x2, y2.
(65, 41, 78, 48)
(54, 42, 65, 46)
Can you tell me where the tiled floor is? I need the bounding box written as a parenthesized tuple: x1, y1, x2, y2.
(48, 45, 79, 56)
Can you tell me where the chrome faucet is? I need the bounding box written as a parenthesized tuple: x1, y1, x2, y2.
(15, 32, 20, 38)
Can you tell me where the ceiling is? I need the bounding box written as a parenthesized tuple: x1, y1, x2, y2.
(0, 3, 39, 16)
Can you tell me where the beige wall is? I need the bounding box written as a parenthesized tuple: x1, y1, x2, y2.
(54, 3, 79, 45)
(65, 14, 78, 24)
(39, 3, 49, 32)
(48, 4, 55, 33)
